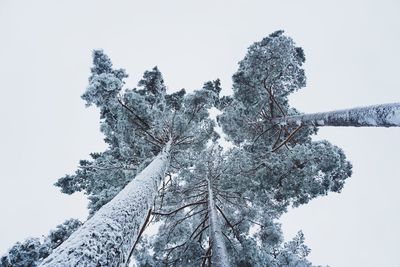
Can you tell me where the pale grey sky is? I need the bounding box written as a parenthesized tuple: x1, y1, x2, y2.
(0, 1, 399, 266)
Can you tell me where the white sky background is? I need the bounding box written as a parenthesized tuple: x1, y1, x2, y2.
(0, 1, 399, 266)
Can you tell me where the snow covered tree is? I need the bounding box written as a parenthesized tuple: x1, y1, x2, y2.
(218, 31, 352, 209)
(143, 147, 232, 266)
(135, 146, 322, 267)
(0, 219, 82, 267)
(135, 31, 400, 267)
(40, 51, 220, 266)
(6, 31, 397, 267)
(1, 238, 44, 267)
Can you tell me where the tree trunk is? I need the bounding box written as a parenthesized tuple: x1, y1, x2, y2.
(206, 177, 230, 267)
(273, 103, 400, 127)
(40, 140, 172, 267)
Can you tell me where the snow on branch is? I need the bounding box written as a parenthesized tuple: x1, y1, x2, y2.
(273, 103, 400, 127)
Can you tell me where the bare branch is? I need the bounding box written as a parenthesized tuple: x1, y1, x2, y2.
(252, 123, 279, 145)
(125, 208, 152, 265)
(272, 124, 303, 152)
(272, 126, 283, 150)
(201, 244, 212, 267)
(79, 164, 136, 171)
(152, 200, 207, 216)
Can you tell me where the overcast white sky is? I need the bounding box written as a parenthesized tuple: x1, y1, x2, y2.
(1, 1, 399, 266)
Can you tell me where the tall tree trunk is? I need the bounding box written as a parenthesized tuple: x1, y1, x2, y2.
(40, 140, 172, 267)
(206, 177, 230, 267)
(273, 103, 400, 127)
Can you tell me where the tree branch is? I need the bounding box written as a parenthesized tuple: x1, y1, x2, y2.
(272, 124, 303, 152)
(152, 201, 207, 216)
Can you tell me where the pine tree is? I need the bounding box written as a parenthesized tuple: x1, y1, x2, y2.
(40, 51, 220, 266)
(0, 219, 82, 267)
(136, 146, 321, 267)
(147, 147, 233, 266)
(137, 31, 399, 266)
(218, 31, 352, 207)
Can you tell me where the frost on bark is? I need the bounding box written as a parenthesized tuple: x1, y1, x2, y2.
(206, 177, 230, 267)
(40, 141, 171, 267)
(274, 103, 400, 127)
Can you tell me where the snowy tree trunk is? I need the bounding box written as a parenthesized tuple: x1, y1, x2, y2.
(273, 103, 400, 127)
(40, 140, 172, 267)
(206, 177, 230, 267)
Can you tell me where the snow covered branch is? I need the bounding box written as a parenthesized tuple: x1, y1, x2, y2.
(273, 103, 400, 127)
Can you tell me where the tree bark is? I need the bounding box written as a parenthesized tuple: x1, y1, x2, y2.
(206, 177, 230, 267)
(273, 103, 400, 127)
(40, 140, 172, 267)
